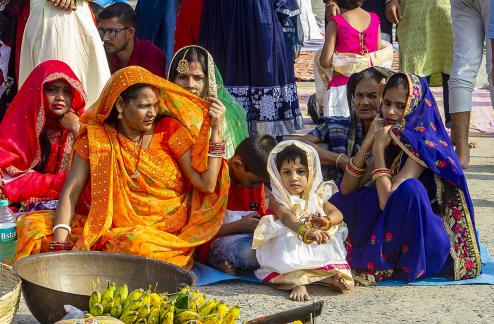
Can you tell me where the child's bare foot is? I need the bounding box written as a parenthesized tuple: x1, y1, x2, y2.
(216, 260, 236, 275)
(289, 285, 310, 301)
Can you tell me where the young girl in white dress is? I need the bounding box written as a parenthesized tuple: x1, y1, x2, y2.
(253, 140, 353, 301)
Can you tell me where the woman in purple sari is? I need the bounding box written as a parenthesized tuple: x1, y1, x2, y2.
(331, 72, 481, 285)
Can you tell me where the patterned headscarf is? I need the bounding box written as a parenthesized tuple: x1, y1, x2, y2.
(388, 72, 481, 280)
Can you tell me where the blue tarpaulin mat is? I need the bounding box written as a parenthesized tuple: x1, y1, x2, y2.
(191, 243, 494, 287)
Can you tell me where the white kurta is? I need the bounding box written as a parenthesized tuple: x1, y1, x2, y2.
(19, 0, 110, 108)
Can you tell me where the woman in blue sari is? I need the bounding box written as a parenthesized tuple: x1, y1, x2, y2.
(331, 72, 481, 285)
(199, 0, 303, 137)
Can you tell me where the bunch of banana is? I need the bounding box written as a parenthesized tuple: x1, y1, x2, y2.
(88, 284, 240, 324)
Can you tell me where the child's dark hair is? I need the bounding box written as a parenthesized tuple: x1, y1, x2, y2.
(235, 135, 277, 180)
(336, 0, 364, 10)
(383, 73, 409, 97)
(275, 144, 308, 172)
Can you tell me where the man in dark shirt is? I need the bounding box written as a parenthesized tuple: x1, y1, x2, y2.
(98, 3, 166, 77)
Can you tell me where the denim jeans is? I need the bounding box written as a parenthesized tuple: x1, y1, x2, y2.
(449, 0, 494, 113)
(208, 234, 259, 271)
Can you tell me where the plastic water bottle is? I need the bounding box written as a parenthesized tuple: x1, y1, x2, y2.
(0, 199, 17, 264)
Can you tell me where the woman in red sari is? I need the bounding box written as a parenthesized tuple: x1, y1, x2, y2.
(0, 60, 86, 207)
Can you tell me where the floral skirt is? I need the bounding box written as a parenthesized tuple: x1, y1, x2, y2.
(330, 179, 451, 285)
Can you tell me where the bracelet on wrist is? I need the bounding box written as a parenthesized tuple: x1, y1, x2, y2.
(371, 168, 392, 182)
(208, 141, 226, 158)
(345, 158, 365, 178)
(297, 223, 308, 241)
(53, 223, 72, 234)
(303, 228, 315, 244)
(48, 240, 72, 252)
(335, 153, 344, 169)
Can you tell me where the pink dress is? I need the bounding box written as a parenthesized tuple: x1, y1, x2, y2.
(329, 12, 380, 88)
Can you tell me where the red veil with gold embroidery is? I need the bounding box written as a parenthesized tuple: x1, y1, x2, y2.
(0, 60, 86, 203)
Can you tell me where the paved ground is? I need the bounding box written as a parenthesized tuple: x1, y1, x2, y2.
(13, 135, 494, 323)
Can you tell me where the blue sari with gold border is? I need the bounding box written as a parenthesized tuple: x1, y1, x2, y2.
(331, 73, 480, 285)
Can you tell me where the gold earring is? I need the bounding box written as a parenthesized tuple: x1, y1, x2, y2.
(176, 49, 190, 74)
(117, 108, 123, 119)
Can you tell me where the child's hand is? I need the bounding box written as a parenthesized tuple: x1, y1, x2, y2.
(238, 212, 261, 233)
(305, 229, 330, 245)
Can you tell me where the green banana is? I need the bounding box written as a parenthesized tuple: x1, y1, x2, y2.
(222, 306, 240, 324)
(147, 306, 160, 324)
(160, 309, 174, 324)
(89, 290, 102, 310)
(135, 319, 147, 324)
(117, 284, 129, 302)
(159, 293, 168, 302)
(83, 313, 94, 319)
(123, 297, 144, 314)
(102, 282, 116, 300)
(203, 314, 222, 324)
(150, 292, 161, 308)
(174, 310, 200, 323)
(110, 304, 123, 318)
(140, 291, 151, 306)
(198, 299, 218, 317)
(120, 310, 138, 324)
(137, 303, 151, 320)
(124, 288, 144, 307)
(89, 303, 104, 317)
(101, 297, 114, 313)
(160, 302, 174, 320)
(213, 302, 229, 319)
(191, 291, 205, 308)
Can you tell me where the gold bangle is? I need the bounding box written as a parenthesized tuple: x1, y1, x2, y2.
(303, 229, 315, 244)
(335, 153, 344, 169)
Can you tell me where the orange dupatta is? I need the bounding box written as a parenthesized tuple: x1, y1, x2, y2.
(76, 66, 229, 268)
(14, 66, 229, 269)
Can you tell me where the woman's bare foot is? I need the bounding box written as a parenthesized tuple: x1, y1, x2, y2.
(321, 273, 352, 292)
(216, 260, 237, 275)
(289, 285, 310, 301)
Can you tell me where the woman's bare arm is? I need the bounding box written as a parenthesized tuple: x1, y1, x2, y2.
(53, 155, 89, 241)
(320, 20, 338, 69)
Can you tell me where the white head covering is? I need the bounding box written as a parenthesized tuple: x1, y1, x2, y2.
(267, 140, 337, 218)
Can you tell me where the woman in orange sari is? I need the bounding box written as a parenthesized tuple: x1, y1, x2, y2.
(15, 66, 230, 269)
(0, 60, 85, 207)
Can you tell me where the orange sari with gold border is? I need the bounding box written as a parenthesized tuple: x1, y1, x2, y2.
(15, 66, 230, 269)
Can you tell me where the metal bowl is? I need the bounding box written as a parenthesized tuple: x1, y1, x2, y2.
(13, 251, 194, 324)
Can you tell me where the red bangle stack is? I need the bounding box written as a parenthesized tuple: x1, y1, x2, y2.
(346, 158, 365, 177)
(48, 241, 72, 252)
(208, 141, 226, 158)
(371, 168, 392, 182)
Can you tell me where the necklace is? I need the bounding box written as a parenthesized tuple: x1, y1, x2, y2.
(130, 132, 144, 179)
(116, 126, 145, 180)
